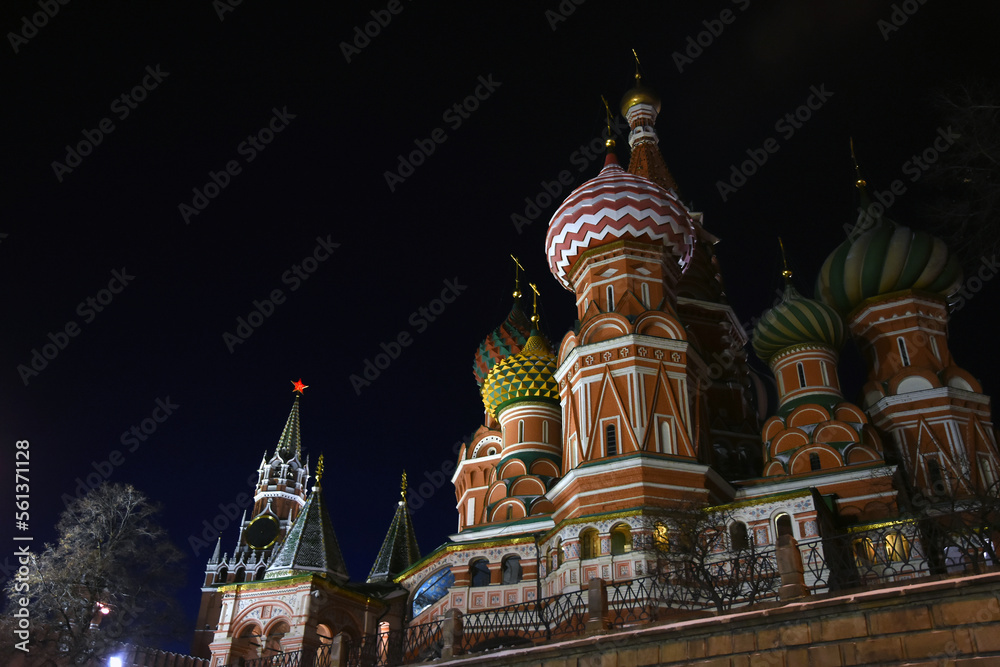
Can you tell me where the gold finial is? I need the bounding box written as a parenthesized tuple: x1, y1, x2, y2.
(632, 48, 642, 87)
(778, 237, 793, 284)
(400, 470, 407, 500)
(529, 283, 541, 325)
(600, 96, 615, 149)
(315, 454, 324, 485)
(850, 137, 866, 189)
(510, 254, 524, 299)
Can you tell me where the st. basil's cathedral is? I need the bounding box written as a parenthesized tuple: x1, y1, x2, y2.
(190, 71, 1000, 665)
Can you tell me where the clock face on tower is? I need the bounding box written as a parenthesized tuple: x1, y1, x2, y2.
(245, 515, 280, 549)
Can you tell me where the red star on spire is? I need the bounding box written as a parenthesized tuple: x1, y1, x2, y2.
(291, 378, 308, 394)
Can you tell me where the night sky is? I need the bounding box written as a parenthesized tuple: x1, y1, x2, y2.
(3, 0, 998, 653)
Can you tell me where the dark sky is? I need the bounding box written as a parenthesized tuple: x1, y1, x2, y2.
(3, 0, 998, 652)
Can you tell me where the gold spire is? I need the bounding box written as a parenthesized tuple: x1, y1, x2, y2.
(850, 137, 867, 190)
(529, 283, 541, 325)
(600, 96, 615, 150)
(400, 470, 407, 501)
(510, 254, 524, 299)
(778, 237, 793, 285)
(632, 48, 643, 87)
(315, 454, 324, 485)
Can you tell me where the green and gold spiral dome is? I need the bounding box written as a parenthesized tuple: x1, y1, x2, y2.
(481, 331, 559, 418)
(815, 215, 963, 314)
(753, 284, 847, 365)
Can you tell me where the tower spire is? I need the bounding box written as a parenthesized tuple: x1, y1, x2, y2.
(274, 380, 306, 460)
(778, 237, 793, 286)
(367, 471, 421, 583)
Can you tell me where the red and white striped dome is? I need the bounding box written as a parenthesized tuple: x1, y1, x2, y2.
(544, 154, 696, 290)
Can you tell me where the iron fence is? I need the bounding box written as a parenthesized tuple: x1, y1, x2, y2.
(460, 587, 587, 652)
(346, 618, 443, 667)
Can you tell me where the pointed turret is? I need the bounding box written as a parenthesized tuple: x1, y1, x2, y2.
(367, 472, 421, 583)
(266, 455, 349, 582)
(274, 379, 307, 460)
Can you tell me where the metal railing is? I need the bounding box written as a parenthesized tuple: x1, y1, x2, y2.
(460, 587, 587, 652)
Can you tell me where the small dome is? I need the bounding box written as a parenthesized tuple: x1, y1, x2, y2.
(816, 215, 962, 314)
(545, 154, 696, 291)
(753, 284, 846, 364)
(620, 84, 661, 116)
(473, 301, 532, 386)
(481, 332, 559, 417)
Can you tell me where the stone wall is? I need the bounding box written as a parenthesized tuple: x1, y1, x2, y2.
(443, 572, 1000, 667)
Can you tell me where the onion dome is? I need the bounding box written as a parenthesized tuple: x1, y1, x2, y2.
(481, 331, 559, 417)
(816, 210, 963, 314)
(545, 153, 696, 291)
(753, 284, 847, 365)
(620, 82, 661, 116)
(473, 301, 532, 386)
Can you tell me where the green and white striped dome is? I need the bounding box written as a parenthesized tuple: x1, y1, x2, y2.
(815, 214, 962, 314)
(753, 284, 846, 365)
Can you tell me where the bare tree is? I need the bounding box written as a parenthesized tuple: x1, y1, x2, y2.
(644, 501, 778, 613)
(921, 80, 1000, 272)
(2, 483, 185, 666)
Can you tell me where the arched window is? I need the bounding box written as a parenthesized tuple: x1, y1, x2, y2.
(774, 513, 793, 540)
(580, 528, 600, 559)
(605, 424, 618, 457)
(853, 537, 876, 566)
(518, 420, 524, 443)
(606, 285, 615, 311)
(641, 282, 651, 308)
(255, 566, 266, 581)
(653, 523, 669, 551)
(927, 458, 945, 492)
(501, 555, 522, 584)
(809, 453, 821, 471)
(611, 524, 632, 555)
(729, 522, 749, 551)
(234, 567, 246, 583)
(412, 567, 455, 617)
(469, 559, 491, 587)
(216, 565, 228, 584)
(543, 421, 549, 444)
(796, 363, 806, 388)
(897, 337, 911, 367)
(265, 621, 289, 656)
(885, 532, 910, 562)
(556, 538, 564, 567)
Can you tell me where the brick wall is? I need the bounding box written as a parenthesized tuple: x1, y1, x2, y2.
(444, 572, 1000, 666)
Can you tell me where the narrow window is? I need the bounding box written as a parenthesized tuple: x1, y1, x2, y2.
(930, 336, 941, 361)
(605, 424, 617, 457)
(927, 458, 944, 492)
(659, 421, 672, 454)
(501, 556, 522, 584)
(796, 363, 806, 388)
(775, 513, 793, 539)
(611, 524, 632, 555)
(470, 559, 491, 587)
(641, 282, 651, 308)
(897, 337, 911, 367)
(518, 420, 524, 444)
(809, 453, 821, 471)
(542, 421, 549, 444)
(580, 529, 600, 559)
(606, 285, 615, 311)
(853, 538, 876, 566)
(885, 533, 910, 562)
(506, 505, 513, 520)
(729, 522, 749, 550)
